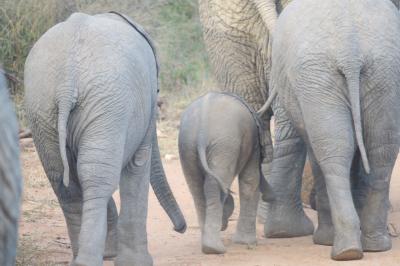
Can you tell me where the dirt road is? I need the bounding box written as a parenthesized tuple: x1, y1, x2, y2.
(18, 145, 400, 265)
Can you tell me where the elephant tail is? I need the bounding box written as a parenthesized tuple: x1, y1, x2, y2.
(198, 145, 228, 195)
(57, 96, 75, 187)
(197, 97, 228, 196)
(257, 87, 277, 117)
(150, 127, 187, 233)
(344, 69, 370, 174)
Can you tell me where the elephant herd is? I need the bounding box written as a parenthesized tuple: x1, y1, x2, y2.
(1, 0, 400, 265)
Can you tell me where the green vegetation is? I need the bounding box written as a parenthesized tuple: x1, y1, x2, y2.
(0, 0, 212, 109)
(0, 0, 59, 93)
(0, 0, 213, 126)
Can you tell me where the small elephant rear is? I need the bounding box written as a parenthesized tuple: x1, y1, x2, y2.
(179, 92, 272, 254)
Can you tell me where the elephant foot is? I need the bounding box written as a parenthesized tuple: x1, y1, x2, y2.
(202, 231, 226, 254)
(331, 233, 363, 261)
(331, 248, 363, 261)
(362, 233, 392, 252)
(73, 254, 103, 266)
(313, 223, 334, 246)
(115, 251, 153, 266)
(221, 193, 234, 231)
(264, 203, 314, 238)
(232, 230, 257, 246)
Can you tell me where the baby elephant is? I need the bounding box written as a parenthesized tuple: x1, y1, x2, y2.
(179, 92, 272, 254)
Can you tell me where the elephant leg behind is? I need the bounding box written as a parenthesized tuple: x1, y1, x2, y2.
(201, 153, 238, 254)
(355, 67, 400, 252)
(233, 148, 261, 246)
(308, 148, 334, 246)
(312, 149, 363, 247)
(295, 77, 363, 260)
(73, 114, 130, 265)
(179, 145, 206, 229)
(262, 98, 313, 238)
(116, 115, 156, 266)
(28, 113, 119, 262)
(28, 116, 83, 258)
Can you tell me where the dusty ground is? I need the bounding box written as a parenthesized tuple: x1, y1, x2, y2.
(17, 138, 400, 266)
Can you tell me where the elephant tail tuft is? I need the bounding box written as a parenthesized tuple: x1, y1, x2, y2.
(344, 68, 370, 174)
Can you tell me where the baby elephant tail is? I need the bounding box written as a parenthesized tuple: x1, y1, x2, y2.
(198, 146, 228, 196)
(57, 98, 74, 187)
(257, 88, 277, 117)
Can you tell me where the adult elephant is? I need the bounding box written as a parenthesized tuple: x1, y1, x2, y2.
(260, 0, 400, 260)
(24, 12, 186, 266)
(199, 0, 314, 237)
(0, 69, 22, 266)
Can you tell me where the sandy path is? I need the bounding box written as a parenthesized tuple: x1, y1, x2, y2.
(18, 146, 400, 265)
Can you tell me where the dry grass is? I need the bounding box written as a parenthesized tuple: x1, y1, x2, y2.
(17, 147, 69, 265)
(1, 0, 211, 128)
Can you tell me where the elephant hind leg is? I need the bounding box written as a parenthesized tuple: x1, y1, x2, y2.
(202, 174, 226, 254)
(201, 151, 238, 254)
(30, 125, 83, 259)
(115, 142, 153, 266)
(358, 129, 398, 252)
(303, 104, 362, 260)
(180, 154, 206, 229)
(263, 100, 313, 238)
(74, 141, 123, 265)
(357, 69, 400, 252)
(233, 151, 260, 246)
(309, 149, 334, 246)
(221, 193, 234, 231)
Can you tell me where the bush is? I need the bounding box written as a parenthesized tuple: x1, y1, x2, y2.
(0, 0, 58, 94)
(0, 0, 211, 95)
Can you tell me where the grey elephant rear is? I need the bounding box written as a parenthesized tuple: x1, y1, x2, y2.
(0, 70, 22, 266)
(24, 12, 185, 265)
(179, 92, 272, 254)
(270, 0, 400, 260)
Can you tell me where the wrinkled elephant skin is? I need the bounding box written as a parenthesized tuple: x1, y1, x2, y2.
(0, 70, 22, 266)
(179, 92, 273, 254)
(24, 12, 186, 266)
(269, 0, 400, 260)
